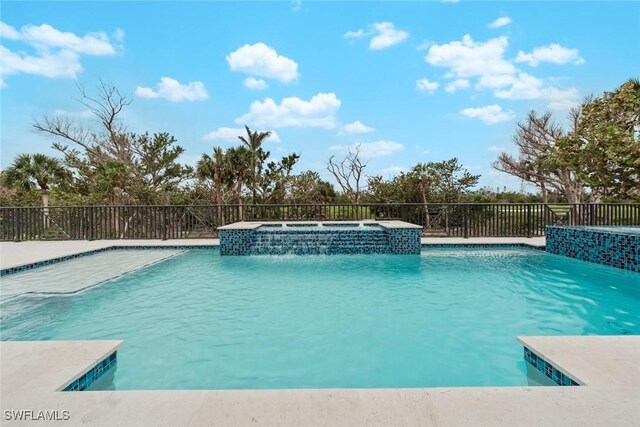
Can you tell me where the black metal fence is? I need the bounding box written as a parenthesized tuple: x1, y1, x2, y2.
(1, 203, 639, 241)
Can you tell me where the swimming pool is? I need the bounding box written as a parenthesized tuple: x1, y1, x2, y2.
(1, 247, 639, 390)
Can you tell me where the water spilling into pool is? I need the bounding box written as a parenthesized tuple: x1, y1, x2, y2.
(218, 221, 423, 255)
(2, 247, 639, 390)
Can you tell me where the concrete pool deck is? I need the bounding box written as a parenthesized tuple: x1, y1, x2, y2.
(1, 336, 638, 426)
(0, 237, 546, 270)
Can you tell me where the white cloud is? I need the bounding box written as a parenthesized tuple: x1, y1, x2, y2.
(340, 120, 374, 135)
(476, 73, 517, 89)
(226, 43, 299, 83)
(380, 166, 406, 176)
(202, 127, 243, 142)
(421, 149, 432, 155)
(344, 29, 366, 39)
(344, 22, 409, 50)
(135, 77, 208, 102)
(460, 105, 515, 124)
(0, 46, 82, 79)
(112, 28, 125, 43)
(445, 78, 470, 92)
(370, 22, 409, 50)
(442, 0, 460, 3)
(547, 99, 580, 111)
(53, 109, 93, 118)
(493, 73, 580, 107)
(488, 17, 512, 28)
(416, 41, 434, 51)
(0, 22, 20, 39)
(329, 140, 404, 158)
(416, 78, 439, 93)
(515, 44, 585, 66)
(236, 93, 341, 129)
(426, 34, 582, 109)
(487, 145, 505, 152)
(243, 77, 268, 90)
(0, 21, 119, 84)
(203, 127, 280, 143)
(426, 35, 515, 79)
(19, 23, 116, 55)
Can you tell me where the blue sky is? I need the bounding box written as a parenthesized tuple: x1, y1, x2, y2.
(1, 1, 639, 191)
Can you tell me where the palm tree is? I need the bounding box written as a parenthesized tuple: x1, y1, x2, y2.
(2, 153, 69, 210)
(197, 147, 227, 224)
(196, 147, 226, 205)
(238, 125, 272, 204)
(225, 146, 253, 220)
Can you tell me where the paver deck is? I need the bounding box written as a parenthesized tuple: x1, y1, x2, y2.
(1, 336, 638, 426)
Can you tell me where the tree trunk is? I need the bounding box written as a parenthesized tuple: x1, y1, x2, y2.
(214, 172, 224, 225)
(237, 175, 243, 221)
(558, 169, 581, 204)
(41, 189, 50, 228)
(251, 158, 258, 205)
(540, 182, 548, 204)
(421, 187, 431, 229)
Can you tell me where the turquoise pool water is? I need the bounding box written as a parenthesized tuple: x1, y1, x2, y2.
(2, 247, 639, 389)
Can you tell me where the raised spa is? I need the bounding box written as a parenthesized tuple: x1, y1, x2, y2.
(218, 221, 423, 255)
(546, 225, 640, 272)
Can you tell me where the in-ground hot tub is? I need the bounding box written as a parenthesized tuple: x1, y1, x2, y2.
(546, 225, 640, 272)
(218, 221, 423, 255)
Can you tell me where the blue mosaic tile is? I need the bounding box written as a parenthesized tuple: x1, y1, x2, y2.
(62, 351, 117, 391)
(546, 226, 639, 272)
(523, 347, 579, 386)
(220, 226, 422, 255)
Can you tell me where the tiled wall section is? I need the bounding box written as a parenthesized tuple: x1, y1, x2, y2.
(524, 347, 579, 386)
(386, 229, 422, 254)
(220, 228, 422, 255)
(62, 351, 117, 391)
(546, 226, 639, 272)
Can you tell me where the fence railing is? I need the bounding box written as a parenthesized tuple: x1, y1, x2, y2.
(1, 203, 639, 241)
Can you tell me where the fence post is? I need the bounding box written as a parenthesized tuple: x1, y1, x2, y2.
(88, 207, 95, 241)
(162, 206, 168, 241)
(14, 207, 21, 242)
(527, 204, 532, 238)
(463, 204, 469, 239)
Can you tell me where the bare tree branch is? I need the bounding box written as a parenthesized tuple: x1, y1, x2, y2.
(326, 145, 367, 203)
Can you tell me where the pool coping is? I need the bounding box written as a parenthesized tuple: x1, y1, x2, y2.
(217, 220, 424, 230)
(547, 225, 640, 237)
(1, 336, 638, 426)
